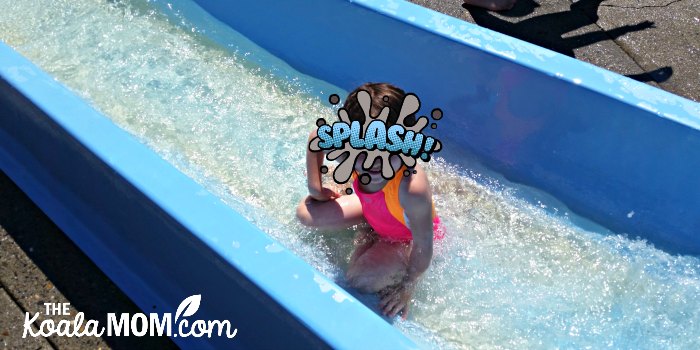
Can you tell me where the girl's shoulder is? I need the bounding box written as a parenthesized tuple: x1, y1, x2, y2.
(398, 164, 432, 207)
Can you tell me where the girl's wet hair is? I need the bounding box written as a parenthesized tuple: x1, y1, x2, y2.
(342, 82, 416, 127)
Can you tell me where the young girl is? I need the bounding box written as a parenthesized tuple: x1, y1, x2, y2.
(296, 83, 445, 319)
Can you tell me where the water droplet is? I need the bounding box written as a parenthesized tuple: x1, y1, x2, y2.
(316, 118, 326, 127)
(431, 108, 443, 120)
(383, 96, 389, 102)
(431, 123, 437, 129)
(345, 188, 353, 195)
(329, 94, 340, 105)
(360, 174, 371, 185)
(403, 170, 411, 177)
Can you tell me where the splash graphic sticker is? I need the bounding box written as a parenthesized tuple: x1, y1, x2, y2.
(309, 90, 443, 187)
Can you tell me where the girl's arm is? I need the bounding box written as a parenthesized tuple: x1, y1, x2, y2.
(306, 129, 339, 201)
(379, 167, 434, 318)
(401, 177, 434, 284)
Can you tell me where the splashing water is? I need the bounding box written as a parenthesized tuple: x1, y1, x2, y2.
(2, 1, 700, 348)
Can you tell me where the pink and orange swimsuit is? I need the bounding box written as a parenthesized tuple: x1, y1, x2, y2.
(352, 169, 445, 242)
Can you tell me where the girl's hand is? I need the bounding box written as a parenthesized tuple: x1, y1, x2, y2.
(309, 187, 341, 202)
(378, 279, 417, 320)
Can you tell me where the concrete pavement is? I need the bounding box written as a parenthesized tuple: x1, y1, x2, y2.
(409, 0, 700, 102)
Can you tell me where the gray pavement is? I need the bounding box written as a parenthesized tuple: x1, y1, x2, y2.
(409, 0, 700, 102)
(0, 288, 51, 349)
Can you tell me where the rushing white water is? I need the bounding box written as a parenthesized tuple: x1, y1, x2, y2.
(2, 1, 699, 348)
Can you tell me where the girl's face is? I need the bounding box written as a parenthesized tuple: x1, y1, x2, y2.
(354, 153, 403, 185)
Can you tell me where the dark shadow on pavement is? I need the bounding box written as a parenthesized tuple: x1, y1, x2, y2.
(626, 66, 673, 83)
(463, 0, 657, 58)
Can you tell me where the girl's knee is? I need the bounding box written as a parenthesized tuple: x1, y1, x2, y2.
(348, 273, 405, 293)
(346, 271, 380, 294)
(346, 264, 374, 292)
(346, 265, 407, 293)
(295, 197, 314, 227)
